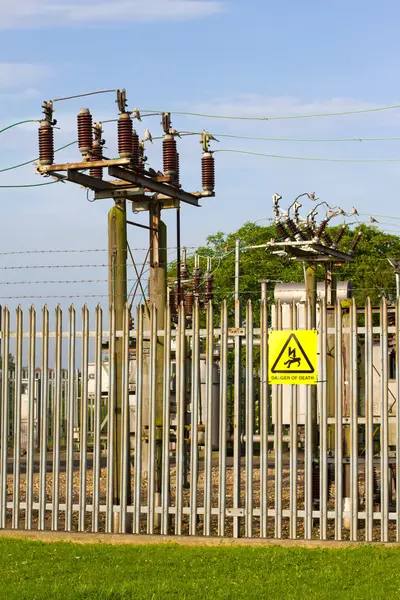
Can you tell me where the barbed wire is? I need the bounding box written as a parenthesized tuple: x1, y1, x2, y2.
(0, 247, 199, 256)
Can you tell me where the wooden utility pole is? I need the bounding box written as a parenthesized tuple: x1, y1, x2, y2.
(108, 199, 131, 532)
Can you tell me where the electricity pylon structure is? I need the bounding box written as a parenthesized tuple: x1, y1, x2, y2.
(36, 89, 216, 532)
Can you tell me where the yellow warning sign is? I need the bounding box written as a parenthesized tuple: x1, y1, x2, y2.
(268, 330, 318, 385)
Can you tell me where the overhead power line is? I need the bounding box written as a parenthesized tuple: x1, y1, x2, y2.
(214, 149, 400, 163)
(140, 102, 400, 122)
(0, 120, 39, 135)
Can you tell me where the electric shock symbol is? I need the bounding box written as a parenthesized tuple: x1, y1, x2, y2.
(284, 347, 301, 368)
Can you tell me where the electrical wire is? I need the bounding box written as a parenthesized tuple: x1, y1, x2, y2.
(140, 103, 400, 122)
(214, 148, 400, 163)
(0, 247, 197, 256)
(0, 120, 39, 135)
(0, 181, 60, 189)
(0, 141, 78, 174)
(178, 130, 400, 143)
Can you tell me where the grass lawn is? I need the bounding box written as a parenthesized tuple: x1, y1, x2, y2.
(1, 538, 400, 599)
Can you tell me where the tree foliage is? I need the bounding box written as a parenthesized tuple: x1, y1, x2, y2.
(172, 223, 400, 324)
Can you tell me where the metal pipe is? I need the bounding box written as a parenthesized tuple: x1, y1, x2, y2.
(119, 304, 130, 533)
(106, 305, 116, 533)
(335, 299, 343, 540)
(381, 297, 389, 541)
(26, 307, 36, 530)
(12, 307, 22, 530)
(365, 298, 374, 541)
(304, 300, 312, 539)
(396, 297, 400, 542)
(175, 304, 185, 535)
(147, 304, 157, 534)
(0, 308, 9, 529)
(245, 300, 254, 537)
(233, 238, 242, 538)
(79, 305, 89, 532)
(189, 300, 200, 536)
(290, 301, 298, 539)
(52, 306, 62, 531)
(92, 305, 102, 533)
(260, 293, 269, 538)
(203, 302, 213, 536)
(39, 307, 49, 531)
(161, 299, 171, 535)
(274, 301, 282, 539)
(133, 306, 144, 534)
(65, 306, 76, 532)
(218, 301, 228, 537)
(320, 298, 328, 540)
(350, 299, 358, 541)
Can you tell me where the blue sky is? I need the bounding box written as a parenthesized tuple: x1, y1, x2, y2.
(1, 0, 400, 310)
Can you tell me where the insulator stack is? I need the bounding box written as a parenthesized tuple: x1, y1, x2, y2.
(77, 108, 93, 158)
(315, 218, 329, 240)
(275, 221, 289, 239)
(322, 231, 333, 246)
(333, 225, 347, 248)
(176, 152, 180, 185)
(184, 291, 194, 316)
(205, 273, 214, 302)
(169, 288, 177, 319)
(286, 218, 307, 240)
(193, 267, 201, 295)
(132, 130, 140, 167)
(90, 127, 103, 179)
(117, 112, 133, 158)
(350, 230, 362, 254)
(181, 264, 189, 282)
(38, 120, 54, 166)
(163, 134, 178, 178)
(202, 152, 215, 192)
(301, 223, 315, 240)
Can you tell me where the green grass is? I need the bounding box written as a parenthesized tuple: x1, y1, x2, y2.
(2, 538, 400, 599)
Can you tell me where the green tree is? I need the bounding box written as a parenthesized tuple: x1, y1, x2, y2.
(171, 222, 400, 323)
(0, 354, 15, 372)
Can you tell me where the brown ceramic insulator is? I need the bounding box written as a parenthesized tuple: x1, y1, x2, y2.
(322, 231, 333, 246)
(286, 218, 307, 240)
(205, 275, 214, 302)
(301, 223, 315, 240)
(38, 120, 54, 165)
(275, 221, 289, 239)
(350, 231, 362, 253)
(77, 108, 93, 156)
(193, 268, 201, 293)
(90, 140, 103, 179)
(333, 224, 346, 248)
(181, 264, 189, 281)
(163, 135, 177, 177)
(316, 219, 329, 240)
(202, 152, 215, 192)
(176, 152, 180, 185)
(118, 112, 133, 158)
(184, 290, 194, 315)
(132, 130, 140, 166)
(169, 288, 177, 318)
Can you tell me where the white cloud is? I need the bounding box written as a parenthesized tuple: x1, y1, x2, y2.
(0, 0, 224, 28)
(0, 63, 52, 89)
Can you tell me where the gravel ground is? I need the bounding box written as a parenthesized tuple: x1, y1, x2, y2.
(3, 452, 396, 541)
